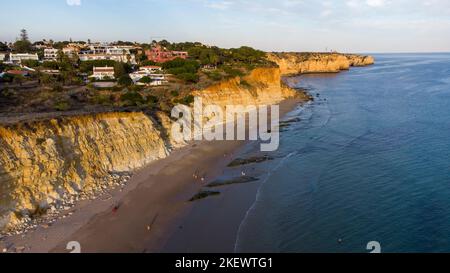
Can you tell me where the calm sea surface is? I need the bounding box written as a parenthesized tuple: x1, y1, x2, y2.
(236, 53, 450, 253)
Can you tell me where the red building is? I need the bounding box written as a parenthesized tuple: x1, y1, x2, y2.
(145, 44, 188, 63)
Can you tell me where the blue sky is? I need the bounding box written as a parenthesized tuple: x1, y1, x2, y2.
(1, 0, 450, 53)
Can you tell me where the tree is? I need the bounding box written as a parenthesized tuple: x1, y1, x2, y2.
(118, 74, 133, 86)
(114, 62, 126, 78)
(40, 73, 54, 85)
(21, 59, 40, 68)
(0, 42, 8, 52)
(120, 91, 145, 106)
(13, 29, 32, 53)
(20, 29, 29, 42)
(139, 76, 152, 84)
(13, 75, 25, 86)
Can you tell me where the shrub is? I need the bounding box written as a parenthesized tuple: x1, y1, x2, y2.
(21, 59, 40, 68)
(177, 95, 194, 105)
(163, 58, 200, 75)
(42, 61, 60, 70)
(140, 60, 158, 66)
(52, 84, 64, 92)
(146, 95, 158, 104)
(118, 74, 133, 86)
(223, 66, 244, 77)
(91, 94, 113, 105)
(79, 60, 116, 73)
(139, 76, 152, 84)
(177, 73, 199, 83)
(205, 71, 222, 81)
(54, 101, 71, 111)
(120, 91, 145, 106)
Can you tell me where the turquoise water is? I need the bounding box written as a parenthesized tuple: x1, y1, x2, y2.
(235, 54, 450, 253)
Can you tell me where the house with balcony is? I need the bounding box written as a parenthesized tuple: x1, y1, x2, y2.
(44, 48, 59, 61)
(139, 66, 162, 74)
(89, 66, 115, 80)
(9, 53, 39, 64)
(129, 69, 166, 86)
(79, 46, 136, 64)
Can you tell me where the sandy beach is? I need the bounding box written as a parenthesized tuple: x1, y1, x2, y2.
(0, 98, 302, 253)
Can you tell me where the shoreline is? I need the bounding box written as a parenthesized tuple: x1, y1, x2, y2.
(0, 97, 303, 253)
(160, 98, 303, 253)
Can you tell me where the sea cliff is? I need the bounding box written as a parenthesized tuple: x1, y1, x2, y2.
(0, 67, 299, 232)
(267, 52, 374, 75)
(0, 53, 374, 232)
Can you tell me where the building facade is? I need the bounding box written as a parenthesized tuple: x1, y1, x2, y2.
(139, 66, 162, 74)
(9, 53, 39, 64)
(145, 44, 188, 63)
(129, 73, 166, 86)
(90, 66, 115, 80)
(44, 48, 59, 61)
(79, 46, 136, 64)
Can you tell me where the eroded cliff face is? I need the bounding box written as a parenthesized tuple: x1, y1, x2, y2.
(0, 67, 298, 232)
(193, 67, 298, 107)
(345, 54, 375, 67)
(0, 113, 169, 230)
(267, 52, 374, 75)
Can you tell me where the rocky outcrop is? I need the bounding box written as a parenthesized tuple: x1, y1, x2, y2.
(345, 54, 375, 67)
(0, 67, 300, 232)
(267, 52, 374, 75)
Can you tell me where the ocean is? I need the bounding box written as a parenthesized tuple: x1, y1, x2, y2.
(235, 53, 450, 253)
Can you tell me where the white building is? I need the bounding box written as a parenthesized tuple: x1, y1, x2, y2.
(44, 48, 59, 61)
(129, 71, 166, 86)
(9, 53, 39, 64)
(79, 46, 136, 64)
(147, 74, 166, 86)
(79, 53, 136, 64)
(139, 66, 162, 74)
(89, 66, 115, 80)
(129, 71, 147, 83)
(89, 44, 108, 54)
(0, 53, 6, 62)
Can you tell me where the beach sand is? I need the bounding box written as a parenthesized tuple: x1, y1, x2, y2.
(0, 98, 301, 253)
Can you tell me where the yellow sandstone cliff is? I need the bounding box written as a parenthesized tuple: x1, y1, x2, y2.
(193, 67, 298, 107)
(0, 67, 297, 232)
(267, 52, 374, 75)
(0, 113, 169, 230)
(0, 54, 374, 232)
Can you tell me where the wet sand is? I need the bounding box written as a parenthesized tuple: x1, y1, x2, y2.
(0, 98, 301, 253)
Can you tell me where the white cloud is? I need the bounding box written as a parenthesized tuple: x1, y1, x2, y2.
(366, 0, 387, 7)
(320, 9, 333, 17)
(203, 0, 233, 10)
(346, 0, 361, 8)
(66, 0, 81, 6)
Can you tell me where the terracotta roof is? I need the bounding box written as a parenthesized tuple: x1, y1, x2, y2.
(141, 66, 162, 69)
(93, 66, 114, 72)
(6, 70, 28, 75)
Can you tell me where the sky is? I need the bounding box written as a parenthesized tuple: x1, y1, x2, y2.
(1, 0, 450, 53)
